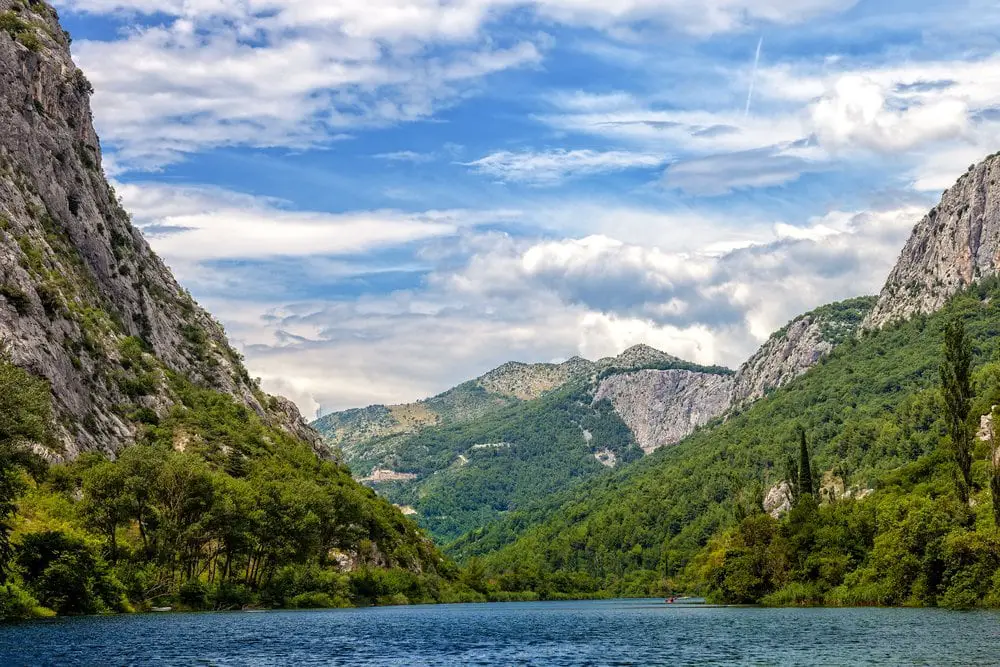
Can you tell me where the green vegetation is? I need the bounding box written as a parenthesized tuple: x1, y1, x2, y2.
(768, 296, 877, 346)
(0, 10, 41, 52)
(596, 359, 734, 382)
(370, 383, 643, 542)
(0, 354, 494, 619)
(456, 280, 1000, 607)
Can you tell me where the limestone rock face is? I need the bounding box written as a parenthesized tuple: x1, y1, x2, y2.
(314, 343, 694, 466)
(730, 297, 876, 410)
(730, 316, 834, 409)
(593, 369, 734, 454)
(864, 154, 1000, 329)
(763, 482, 793, 518)
(0, 1, 324, 458)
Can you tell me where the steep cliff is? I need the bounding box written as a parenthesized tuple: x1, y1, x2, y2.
(730, 297, 876, 410)
(593, 369, 733, 453)
(864, 153, 1000, 329)
(313, 343, 687, 467)
(0, 0, 322, 458)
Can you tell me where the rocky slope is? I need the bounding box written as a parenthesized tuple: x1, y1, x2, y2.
(0, 1, 322, 458)
(594, 369, 733, 453)
(864, 153, 1000, 329)
(314, 343, 685, 466)
(730, 297, 876, 410)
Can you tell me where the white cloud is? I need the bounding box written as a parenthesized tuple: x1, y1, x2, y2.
(55, 0, 862, 169)
(118, 181, 522, 262)
(72, 21, 542, 168)
(463, 149, 668, 184)
(811, 75, 969, 152)
(374, 150, 437, 163)
(194, 201, 923, 415)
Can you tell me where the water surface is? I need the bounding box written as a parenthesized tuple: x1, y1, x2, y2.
(2, 598, 998, 665)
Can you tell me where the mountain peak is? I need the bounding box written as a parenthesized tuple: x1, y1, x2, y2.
(864, 152, 1000, 329)
(611, 344, 680, 367)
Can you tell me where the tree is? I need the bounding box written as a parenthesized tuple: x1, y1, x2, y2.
(797, 428, 814, 500)
(991, 406, 1000, 529)
(941, 317, 973, 504)
(81, 462, 130, 564)
(0, 354, 50, 582)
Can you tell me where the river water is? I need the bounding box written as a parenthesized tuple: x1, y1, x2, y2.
(1, 598, 998, 665)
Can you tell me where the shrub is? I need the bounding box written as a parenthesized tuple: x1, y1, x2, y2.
(0, 284, 30, 315)
(0, 583, 53, 620)
(211, 582, 254, 610)
(178, 580, 210, 610)
(16, 530, 126, 615)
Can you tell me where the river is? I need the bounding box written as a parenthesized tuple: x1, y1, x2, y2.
(1, 598, 998, 665)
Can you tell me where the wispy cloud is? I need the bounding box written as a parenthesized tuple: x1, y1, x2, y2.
(373, 151, 438, 163)
(463, 149, 668, 185)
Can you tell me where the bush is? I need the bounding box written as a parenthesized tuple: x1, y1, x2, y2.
(0, 583, 53, 620)
(178, 580, 210, 610)
(289, 592, 350, 609)
(761, 582, 822, 606)
(16, 531, 125, 615)
(211, 582, 254, 610)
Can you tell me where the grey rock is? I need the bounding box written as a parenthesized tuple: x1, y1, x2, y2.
(730, 297, 875, 411)
(864, 153, 1000, 329)
(0, 1, 327, 459)
(594, 369, 733, 453)
(730, 316, 833, 409)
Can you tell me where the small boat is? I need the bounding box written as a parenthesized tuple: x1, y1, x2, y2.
(151, 606, 173, 612)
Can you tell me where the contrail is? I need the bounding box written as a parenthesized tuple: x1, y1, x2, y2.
(744, 36, 763, 117)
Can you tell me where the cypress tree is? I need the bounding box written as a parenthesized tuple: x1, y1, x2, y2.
(991, 407, 1000, 529)
(797, 428, 813, 499)
(941, 317, 973, 504)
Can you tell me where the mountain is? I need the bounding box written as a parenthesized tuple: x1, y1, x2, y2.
(314, 300, 876, 544)
(729, 297, 876, 410)
(864, 153, 1000, 329)
(0, 2, 320, 459)
(459, 153, 1000, 608)
(314, 344, 693, 471)
(312, 346, 739, 541)
(0, 1, 469, 618)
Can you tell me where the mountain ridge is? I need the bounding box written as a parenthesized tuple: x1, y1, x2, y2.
(0, 0, 323, 459)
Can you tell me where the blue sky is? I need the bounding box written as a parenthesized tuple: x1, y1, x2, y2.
(53, 0, 1000, 416)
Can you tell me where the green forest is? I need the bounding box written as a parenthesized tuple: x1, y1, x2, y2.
(7, 281, 1000, 618)
(0, 362, 497, 619)
(371, 383, 643, 541)
(456, 280, 1000, 607)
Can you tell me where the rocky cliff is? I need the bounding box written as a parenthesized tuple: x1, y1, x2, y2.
(593, 369, 733, 453)
(864, 154, 1000, 329)
(730, 297, 876, 410)
(313, 343, 688, 462)
(0, 0, 323, 458)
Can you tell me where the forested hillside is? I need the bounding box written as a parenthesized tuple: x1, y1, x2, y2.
(0, 0, 480, 619)
(464, 281, 1000, 607)
(331, 352, 738, 543)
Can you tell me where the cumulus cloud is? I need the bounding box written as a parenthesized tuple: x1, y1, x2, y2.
(463, 149, 668, 184)
(811, 75, 969, 152)
(194, 202, 922, 415)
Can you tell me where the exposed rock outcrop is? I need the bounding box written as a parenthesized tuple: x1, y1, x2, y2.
(314, 343, 702, 464)
(594, 369, 734, 453)
(0, 0, 324, 458)
(864, 154, 1000, 329)
(730, 297, 876, 410)
(763, 482, 793, 518)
